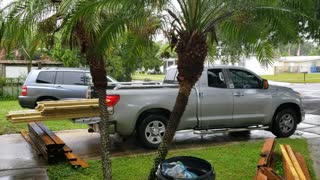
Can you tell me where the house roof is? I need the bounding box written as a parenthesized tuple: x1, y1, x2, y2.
(0, 60, 62, 65)
(279, 56, 320, 62)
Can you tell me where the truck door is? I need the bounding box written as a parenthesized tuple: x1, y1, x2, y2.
(199, 68, 234, 128)
(228, 68, 272, 126)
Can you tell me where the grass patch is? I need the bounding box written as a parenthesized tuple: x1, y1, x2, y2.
(0, 100, 87, 135)
(48, 138, 315, 180)
(261, 73, 320, 83)
(132, 73, 165, 81)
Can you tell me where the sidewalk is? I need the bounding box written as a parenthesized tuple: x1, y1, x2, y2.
(308, 138, 320, 180)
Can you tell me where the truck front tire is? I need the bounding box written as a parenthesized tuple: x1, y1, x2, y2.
(137, 115, 167, 149)
(272, 108, 298, 138)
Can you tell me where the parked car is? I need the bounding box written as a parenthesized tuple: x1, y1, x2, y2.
(88, 66, 304, 148)
(19, 68, 117, 109)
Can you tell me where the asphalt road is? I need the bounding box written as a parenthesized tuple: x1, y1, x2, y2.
(270, 81, 320, 115)
(290, 83, 320, 115)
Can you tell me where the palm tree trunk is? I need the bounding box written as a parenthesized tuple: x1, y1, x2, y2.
(87, 54, 112, 180)
(148, 82, 192, 180)
(148, 31, 207, 179)
(75, 19, 112, 179)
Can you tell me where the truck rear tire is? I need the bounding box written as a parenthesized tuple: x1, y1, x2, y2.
(271, 108, 298, 138)
(137, 115, 167, 149)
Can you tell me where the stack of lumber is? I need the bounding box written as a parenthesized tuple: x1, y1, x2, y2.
(21, 122, 88, 167)
(255, 138, 283, 180)
(7, 99, 100, 123)
(27, 122, 66, 164)
(280, 144, 311, 180)
(255, 138, 311, 180)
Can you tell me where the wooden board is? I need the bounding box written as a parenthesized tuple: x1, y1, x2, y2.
(65, 152, 77, 161)
(28, 122, 55, 146)
(258, 138, 276, 167)
(280, 144, 300, 180)
(294, 152, 311, 180)
(20, 130, 42, 155)
(36, 122, 65, 145)
(285, 145, 307, 180)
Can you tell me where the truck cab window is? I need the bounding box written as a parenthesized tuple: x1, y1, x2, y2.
(230, 69, 260, 89)
(163, 68, 178, 84)
(207, 69, 227, 88)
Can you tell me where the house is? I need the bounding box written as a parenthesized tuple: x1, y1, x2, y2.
(0, 60, 63, 78)
(277, 56, 320, 73)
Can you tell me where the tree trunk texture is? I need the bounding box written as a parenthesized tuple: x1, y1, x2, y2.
(148, 31, 207, 179)
(87, 53, 112, 180)
(75, 20, 112, 180)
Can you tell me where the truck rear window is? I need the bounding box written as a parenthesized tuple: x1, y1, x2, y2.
(36, 71, 56, 84)
(164, 69, 178, 84)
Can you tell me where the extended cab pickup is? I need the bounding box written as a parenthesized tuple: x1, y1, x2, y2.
(89, 66, 305, 148)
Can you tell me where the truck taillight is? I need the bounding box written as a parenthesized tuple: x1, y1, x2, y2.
(106, 95, 120, 106)
(21, 86, 27, 96)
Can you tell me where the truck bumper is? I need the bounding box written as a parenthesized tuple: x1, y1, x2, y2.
(18, 96, 36, 109)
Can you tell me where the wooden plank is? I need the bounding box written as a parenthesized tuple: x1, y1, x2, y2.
(20, 130, 42, 155)
(28, 132, 49, 159)
(258, 138, 276, 167)
(285, 145, 307, 180)
(69, 155, 89, 168)
(6, 110, 41, 119)
(294, 152, 311, 180)
(37, 99, 98, 107)
(261, 167, 283, 180)
(28, 122, 55, 146)
(36, 122, 65, 145)
(255, 169, 267, 180)
(65, 152, 77, 161)
(9, 112, 99, 123)
(63, 145, 72, 153)
(280, 144, 300, 180)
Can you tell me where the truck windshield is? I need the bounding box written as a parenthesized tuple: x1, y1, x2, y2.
(163, 68, 178, 84)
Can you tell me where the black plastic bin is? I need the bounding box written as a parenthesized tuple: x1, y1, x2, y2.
(156, 156, 215, 180)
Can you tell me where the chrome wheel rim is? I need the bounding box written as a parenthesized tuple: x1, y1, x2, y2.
(279, 113, 294, 133)
(145, 120, 165, 144)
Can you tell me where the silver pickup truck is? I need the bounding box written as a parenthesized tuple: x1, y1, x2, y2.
(87, 66, 304, 148)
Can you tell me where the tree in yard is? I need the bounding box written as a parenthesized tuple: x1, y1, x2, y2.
(1, 0, 160, 179)
(148, 0, 318, 179)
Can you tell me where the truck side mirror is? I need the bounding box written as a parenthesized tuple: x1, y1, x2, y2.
(262, 79, 269, 89)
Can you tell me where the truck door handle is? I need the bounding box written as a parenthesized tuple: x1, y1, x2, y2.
(233, 92, 244, 97)
(55, 86, 62, 88)
(199, 92, 204, 97)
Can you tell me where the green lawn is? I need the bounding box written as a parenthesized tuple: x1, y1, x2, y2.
(0, 101, 87, 135)
(48, 138, 315, 180)
(261, 73, 320, 83)
(132, 73, 165, 81)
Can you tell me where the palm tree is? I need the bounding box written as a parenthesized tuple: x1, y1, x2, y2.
(148, 0, 317, 179)
(1, 1, 160, 179)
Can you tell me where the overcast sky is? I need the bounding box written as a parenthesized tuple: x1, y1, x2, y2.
(0, 0, 12, 8)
